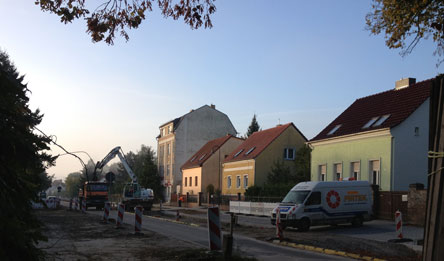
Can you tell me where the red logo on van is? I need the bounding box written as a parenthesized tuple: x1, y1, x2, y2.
(326, 190, 341, 208)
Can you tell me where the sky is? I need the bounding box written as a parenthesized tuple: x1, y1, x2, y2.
(1, 1, 443, 180)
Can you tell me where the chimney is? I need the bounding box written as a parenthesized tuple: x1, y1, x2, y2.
(395, 78, 416, 90)
(210, 104, 216, 109)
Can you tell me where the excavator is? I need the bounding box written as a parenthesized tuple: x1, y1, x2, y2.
(94, 146, 154, 211)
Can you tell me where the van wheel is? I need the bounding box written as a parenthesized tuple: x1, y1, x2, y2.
(298, 218, 310, 232)
(352, 216, 363, 227)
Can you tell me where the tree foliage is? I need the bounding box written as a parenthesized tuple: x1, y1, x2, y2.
(246, 114, 260, 137)
(366, 0, 444, 63)
(36, 0, 216, 45)
(0, 50, 56, 260)
(64, 172, 84, 198)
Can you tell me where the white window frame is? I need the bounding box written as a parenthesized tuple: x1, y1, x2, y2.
(236, 175, 241, 189)
(284, 148, 295, 160)
(243, 174, 248, 189)
(369, 159, 381, 185)
(350, 161, 360, 180)
(318, 164, 327, 181)
(227, 176, 232, 189)
(333, 163, 342, 181)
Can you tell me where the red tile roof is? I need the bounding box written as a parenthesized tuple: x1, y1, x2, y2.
(181, 134, 243, 170)
(311, 79, 432, 142)
(224, 123, 307, 163)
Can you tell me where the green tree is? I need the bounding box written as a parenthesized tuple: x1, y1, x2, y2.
(64, 172, 84, 198)
(0, 50, 56, 260)
(267, 160, 292, 184)
(36, 0, 216, 45)
(246, 114, 260, 137)
(366, 0, 444, 63)
(294, 145, 311, 183)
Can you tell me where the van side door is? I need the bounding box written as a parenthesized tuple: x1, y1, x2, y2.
(304, 191, 323, 223)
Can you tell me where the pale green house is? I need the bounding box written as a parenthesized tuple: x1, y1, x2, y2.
(308, 78, 431, 191)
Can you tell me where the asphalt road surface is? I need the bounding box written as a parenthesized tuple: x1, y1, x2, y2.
(83, 207, 350, 260)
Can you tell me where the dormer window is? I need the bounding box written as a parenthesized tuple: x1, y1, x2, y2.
(327, 124, 341, 135)
(190, 156, 197, 162)
(362, 117, 379, 129)
(245, 147, 256, 155)
(373, 114, 390, 127)
(233, 149, 244, 158)
(199, 154, 207, 161)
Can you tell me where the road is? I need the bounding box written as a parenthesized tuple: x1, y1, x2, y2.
(62, 202, 349, 260)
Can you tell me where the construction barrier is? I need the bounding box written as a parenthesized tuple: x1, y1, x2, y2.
(74, 198, 79, 211)
(276, 208, 283, 241)
(134, 205, 143, 234)
(207, 206, 222, 251)
(229, 201, 279, 216)
(81, 199, 86, 213)
(116, 203, 125, 228)
(102, 202, 111, 223)
(395, 210, 403, 239)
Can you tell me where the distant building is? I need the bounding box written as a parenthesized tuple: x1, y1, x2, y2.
(46, 179, 65, 196)
(308, 78, 430, 191)
(181, 134, 244, 196)
(221, 123, 307, 195)
(157, 105, 237, 201)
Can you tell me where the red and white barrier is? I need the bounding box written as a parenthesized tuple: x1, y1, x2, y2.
(102, 202, 111, 223)
(207, 206, 222, 251)
(134, 205, 143, 234)
(276, 208, 283, 240)
(81, 199, 86, 213)
(395, 210, 403, 239)
(116, 203, 125, 228)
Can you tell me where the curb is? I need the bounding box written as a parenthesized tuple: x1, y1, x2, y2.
(273, 240, 386, 261)
(144, 214, 201, 227)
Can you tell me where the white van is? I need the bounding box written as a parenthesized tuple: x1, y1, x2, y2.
(271, 181, 373, 231)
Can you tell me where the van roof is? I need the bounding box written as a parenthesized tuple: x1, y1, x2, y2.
(291, 181, 371, 191)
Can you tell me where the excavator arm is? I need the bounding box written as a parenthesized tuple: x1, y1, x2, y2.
(94, 146, 138, 183)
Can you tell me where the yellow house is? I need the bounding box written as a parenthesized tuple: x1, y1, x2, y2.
(222, 123, 307, 195)
(181, 134, 244, 195)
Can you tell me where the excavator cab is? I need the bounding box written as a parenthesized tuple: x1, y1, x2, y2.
(123, 183, 140, 198)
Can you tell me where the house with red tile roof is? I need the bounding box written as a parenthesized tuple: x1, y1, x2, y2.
(308, 78, 431, 191)
(180, 134, 244, 196)
(221, 123, 307, 195)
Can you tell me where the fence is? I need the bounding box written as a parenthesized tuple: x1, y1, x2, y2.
(229, 201, 279, 216)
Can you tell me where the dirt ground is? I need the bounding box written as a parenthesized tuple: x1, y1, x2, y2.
(35, 209, 250, 260)
(160, 212, 421, 261)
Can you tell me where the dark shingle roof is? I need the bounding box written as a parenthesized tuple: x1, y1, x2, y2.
(181, 134, 243, 170)
(224, 123, 306, 163)
(311, 79, 432, 142)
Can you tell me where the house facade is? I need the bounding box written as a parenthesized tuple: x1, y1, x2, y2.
(181, 134, 244, 195)
(309, 78, 430, 191)
(222, 123, 307, 195)
(157, 104, 237, 201)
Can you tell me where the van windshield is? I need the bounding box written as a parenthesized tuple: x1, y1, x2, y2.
(282, 190, 310, 204)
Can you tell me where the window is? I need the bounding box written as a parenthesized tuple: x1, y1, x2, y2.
(167, 144, 171, 155)
(351, 162, 360, 180)
(227, 176, 232, 189)
(189, 177, 192, 187)
(415, 127, 420, 136)
(319, 165, 326, 181)
(190, 155, 197, 162)
(243, 175, 248, 189)
(167, 165, 170, 176)
(334, 163, 342, 181)
(185, 176, 187, 187)
(161, 128, 165, 136)
(236, 176, 241, 188)
(369, 160, 380, 185)
(168, 125, 172, 134)
(234, 149, 244, 158)
(245, 147, 256, 155)
(327, 124, 342, 135)
(284, 148, 295, 160)
(199, 154, 206, 161)
(306, 192, 321, 205)
(195, 176, 198, 186)
(363, 117, 379, 129)
(373, 114, 390, 126)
